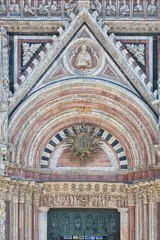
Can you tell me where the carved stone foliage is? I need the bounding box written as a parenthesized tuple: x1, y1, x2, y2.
(22, 43, 42, 66)
(125, 43, 145, 66)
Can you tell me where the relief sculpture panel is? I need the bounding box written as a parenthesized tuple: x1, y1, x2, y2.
(48, 209, 120, 240)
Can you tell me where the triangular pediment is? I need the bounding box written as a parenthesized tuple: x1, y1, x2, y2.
(10, 8, 158, 114)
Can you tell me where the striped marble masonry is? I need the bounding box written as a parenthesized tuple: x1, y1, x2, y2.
(41, 128, 127, 170)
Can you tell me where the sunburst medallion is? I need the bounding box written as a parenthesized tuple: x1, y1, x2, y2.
(64, 123, 102, 166)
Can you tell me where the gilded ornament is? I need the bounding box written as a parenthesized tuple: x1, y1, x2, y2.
(64, 123, 102, 166)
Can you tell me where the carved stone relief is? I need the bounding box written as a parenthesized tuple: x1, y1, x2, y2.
(64, 38, 105, 76)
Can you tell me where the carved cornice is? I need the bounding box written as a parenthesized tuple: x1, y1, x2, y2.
(0, 21, 65, 33)
(1, 20, 160, 33)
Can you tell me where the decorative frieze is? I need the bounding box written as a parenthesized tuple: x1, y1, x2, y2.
(0, 0, 159, 20)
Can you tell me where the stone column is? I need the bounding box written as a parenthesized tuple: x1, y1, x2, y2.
(118, 208, 128, 240)
(143, 192, 149, 240)
(33, 191, 40, 240)
(128, 206, 135, 240)
(39, 207, 49, 240)
(135, 194, 143, 240)
(18, 189, 25, 240)
(10, 188, 19, 240)
(128, 190, 135, 240)
(24, 189, 33, 240)
(148, 195, 157, 240)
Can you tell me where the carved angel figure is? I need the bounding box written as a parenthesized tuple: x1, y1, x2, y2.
(106, 0, 116, 15)
(10, 0, 20, 13)
(0, 0, 6, 12)
(148, 0, 157, 13)
(120, 0, 129, 16)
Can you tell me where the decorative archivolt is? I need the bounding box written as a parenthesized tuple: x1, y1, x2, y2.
(9, 80, 157, 170)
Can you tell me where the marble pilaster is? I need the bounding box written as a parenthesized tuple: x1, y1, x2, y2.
(24, 190, 33, 240)
(149, 200, 157, 240)
(128, 206, 135, 240)
(33, 191, 40, 240)
(10, 189, 19, 240)
(118, 208, 128, 240)
(18, 190, 25, 240)
(135, 202, 140, 240)
(143, 191, 149, 240)
(39, 207, 49, 240)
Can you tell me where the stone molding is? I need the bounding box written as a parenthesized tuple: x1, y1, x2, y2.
(1, 20, 160, 33)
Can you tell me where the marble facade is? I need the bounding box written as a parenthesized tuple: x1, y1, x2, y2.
(0, 0, 160, 239)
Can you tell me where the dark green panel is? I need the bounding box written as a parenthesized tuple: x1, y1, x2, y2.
(48, 209, 120, 240)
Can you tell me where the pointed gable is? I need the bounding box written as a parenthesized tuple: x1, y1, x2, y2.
(9, 8, 158, 114)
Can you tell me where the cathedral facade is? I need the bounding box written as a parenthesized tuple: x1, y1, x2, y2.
(0, 0, 160, 239)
